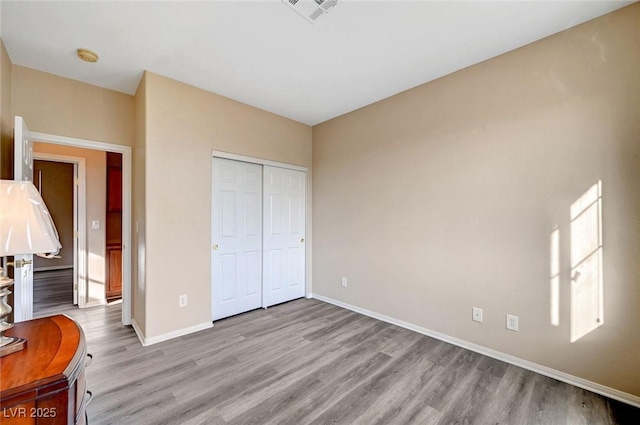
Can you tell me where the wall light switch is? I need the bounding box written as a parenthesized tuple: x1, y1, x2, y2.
(92, 220, 101, 230)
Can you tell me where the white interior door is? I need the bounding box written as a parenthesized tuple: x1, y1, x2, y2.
(211, 158, 263, 320)
(263, 166, 306, 307)
(13, 116, 34, 322)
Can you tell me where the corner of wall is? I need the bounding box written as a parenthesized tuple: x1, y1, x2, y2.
(0, 39, 14, 179)
(133, 71, 147, 338)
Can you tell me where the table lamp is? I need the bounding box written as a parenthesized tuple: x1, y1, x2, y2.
(0, 180, 62, 357)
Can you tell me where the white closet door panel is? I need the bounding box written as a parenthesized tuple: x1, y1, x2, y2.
(244, 250, 261, 296)
(220, 254, 237, 301)
(263, 166, 306, 307)
(212, 158, 263, 320)
(288, 246, 305, 288)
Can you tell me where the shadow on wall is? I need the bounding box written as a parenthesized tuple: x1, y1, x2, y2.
(550, 181, 603, 343)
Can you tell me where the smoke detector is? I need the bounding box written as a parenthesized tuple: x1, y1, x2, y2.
(282, 0, 339, 24)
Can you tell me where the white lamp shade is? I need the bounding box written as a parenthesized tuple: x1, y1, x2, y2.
(0, 180, 62, 256)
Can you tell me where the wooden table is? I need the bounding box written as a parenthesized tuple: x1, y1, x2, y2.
(1, 315, 90, 425)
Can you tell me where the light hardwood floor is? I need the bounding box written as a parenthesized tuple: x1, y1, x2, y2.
(34, 297, 640, 425)
(33, 268, 74, 312)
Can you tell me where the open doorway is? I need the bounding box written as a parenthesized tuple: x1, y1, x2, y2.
(12, 117, 132, 325)
(32, 159, 76, 315)
(27, 131, 132, 326)
(31, 146, 124, 318)
(106, 152, 123, 303)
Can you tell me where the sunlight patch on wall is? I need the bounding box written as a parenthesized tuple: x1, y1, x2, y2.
(88, 251, 106, 305)
(570, 181, 603, 343)
(550, 227, 560, 327)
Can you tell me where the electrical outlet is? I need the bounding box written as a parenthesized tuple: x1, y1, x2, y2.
(179, 294, 188, 308)
(341, 277, 348, 288)
(506, 314, 518, 331)
(472, 307, 483, 323)
(92, 220, 100, 230)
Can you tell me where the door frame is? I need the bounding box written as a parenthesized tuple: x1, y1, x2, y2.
(211, 150, 310, 320)
(212, 151, 308, 174)
(13, 116, 34, 322)
(32, 152, 86, 307)
(31, 131, 133, 326)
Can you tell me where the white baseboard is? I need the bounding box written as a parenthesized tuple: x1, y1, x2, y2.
(131, 318, 146, 346)
(309, 293, 640, 408)
(131, 319, 213, 347)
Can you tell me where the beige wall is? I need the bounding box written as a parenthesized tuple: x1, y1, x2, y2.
(11, 66, 135, 148)
(33, 143, 107, 306)
(312, 4, 640, 397)
(33, 160, 74, 270)
(0, 40, 12, 179)
(143, 72, 312, 338)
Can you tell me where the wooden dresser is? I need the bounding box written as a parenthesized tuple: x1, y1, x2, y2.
(0, 315, 91, 425)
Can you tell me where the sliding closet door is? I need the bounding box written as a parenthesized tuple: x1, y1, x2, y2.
(263, 166, 306, 307)
(212, 158, 263, 320)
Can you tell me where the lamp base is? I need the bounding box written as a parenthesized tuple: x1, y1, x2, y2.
(0, 336, 26, 357)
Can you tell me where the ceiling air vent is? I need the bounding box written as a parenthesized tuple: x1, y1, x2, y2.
(282, 0, 339, 24)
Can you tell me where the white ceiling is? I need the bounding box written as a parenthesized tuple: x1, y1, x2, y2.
(0, 1, 634, 125)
